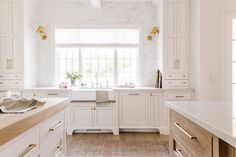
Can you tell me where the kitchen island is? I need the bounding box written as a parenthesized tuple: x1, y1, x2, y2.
(0, 98, 70, 157)
(167, 101, 236, 157)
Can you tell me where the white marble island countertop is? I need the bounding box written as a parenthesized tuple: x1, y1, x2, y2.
(167, 101, 236, 148)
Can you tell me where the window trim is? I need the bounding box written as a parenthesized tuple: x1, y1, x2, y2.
(225, 12, 236, 101)
(53, 25, 143, 87)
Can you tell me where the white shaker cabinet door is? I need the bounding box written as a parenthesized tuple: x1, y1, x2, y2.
(71, 106, 93, 128)
(149, 92, 164, 128)
(0, 0, 23, 73)
(94, 106, 114, 127)
(164, 0, 189, 73)
(119, 92, 148, 128)
(0, 36, 10, 72)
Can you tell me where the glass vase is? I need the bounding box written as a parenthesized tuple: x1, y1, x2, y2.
(70, 79, 76, 88)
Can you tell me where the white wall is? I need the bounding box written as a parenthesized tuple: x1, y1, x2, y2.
(23, 0, 39, 88)
(37, 1, 161, 87)
(190, 0, 236, 101)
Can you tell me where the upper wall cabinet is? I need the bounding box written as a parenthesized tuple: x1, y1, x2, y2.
(0, 0, 23, 74)
(0, 0, 38, 89)
(163, 0, 189, 88)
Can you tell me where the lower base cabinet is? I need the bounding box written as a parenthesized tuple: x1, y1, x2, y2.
(0, 127, 40, 157)
(119, 92, 149, 128)
(118, 90, 170, 134)
(0, 110, 66, 157)
(40, 111, 65, 157)
(170, 110, 236, 157)
(170, 110, 213, 157)
(67, 102, 119, 135)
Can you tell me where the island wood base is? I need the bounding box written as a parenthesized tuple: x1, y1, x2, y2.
(170, 110, 236, 157)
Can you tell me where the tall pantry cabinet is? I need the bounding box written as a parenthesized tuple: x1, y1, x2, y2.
(163, 0, 190, 88)
(0, 0, 38, 89)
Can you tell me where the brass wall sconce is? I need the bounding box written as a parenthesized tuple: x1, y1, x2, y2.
(147, 26, 160, 41)
(36, 25, 47, 40)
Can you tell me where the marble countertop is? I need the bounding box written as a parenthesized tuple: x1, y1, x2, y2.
(0, 98, 70, 146)
(22, 87, 193, 92)
(167, 101, 236, 148)
(112, 87, 163, 91)
(23, 87, 164, 92)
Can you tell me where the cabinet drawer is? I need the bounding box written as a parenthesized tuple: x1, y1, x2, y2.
(165, 80, 189, 88)
(0, 127, 39, 157)
(165, 73, 188, 80)
(43, 140, 63, 157)
(40, 111, 64, 155)
(173, 142, 191, 157)
(0, 80, 23, 88)
(38, 91, 70, 98)
(0, 73, 22, 80)
(171, 111, 212, 157)
(22, 90, 38, 98)
(165, 90, 191, 101)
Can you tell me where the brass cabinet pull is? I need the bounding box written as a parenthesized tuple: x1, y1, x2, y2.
(49, 121, 64, 131)
(128, 93, 139, 96)
(175, 96, 184, 98)
(174, 123, 196, 140)
(47, 93, 59, 96)
(174, 149, 184, 157)
(19, 144, 37, 157)
(55, 145, 63, 155)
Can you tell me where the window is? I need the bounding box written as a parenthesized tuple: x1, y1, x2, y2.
(55, 28, 139, 88)
(233, 19, 236, 102)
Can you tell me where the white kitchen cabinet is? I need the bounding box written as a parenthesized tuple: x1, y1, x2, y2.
(164, 0, 189, 73)
(165, 89, 192, 101)
(149, 92, 163, 128)
(68, 102, 118, 135)
(116, 89, 172, 135)
(95, 106, 114, 127)
(40, 111, 65, 157)
(119, 92, 149, 128)
(148, 92, 169, 134)
(71, 106, 93, 128)
(0, 127, 40, 157)
(38, 90, 71, 98)
(0, 0, 38, 89)
(0, 109, 67, 157)
(0, 0, 23, 74)
(163, 0, 190, 88)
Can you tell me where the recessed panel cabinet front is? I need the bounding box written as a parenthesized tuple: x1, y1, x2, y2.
(149, 92, 163, 128)
(0, 0, 9, 34)
(164, 0, 189, 73)
(95, 107, 114, 127)
(71, 106, 93, 128)
(119, 92, 148, 128)
(0, 0, 23, 73)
